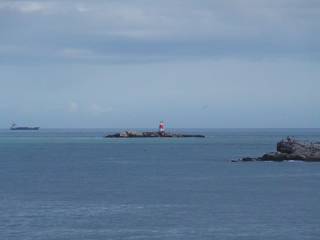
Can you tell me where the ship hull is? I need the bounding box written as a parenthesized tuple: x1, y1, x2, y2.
(10, 127, 40, 130)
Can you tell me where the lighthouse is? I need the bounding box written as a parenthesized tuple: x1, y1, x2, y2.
(159, 121, 165, 135)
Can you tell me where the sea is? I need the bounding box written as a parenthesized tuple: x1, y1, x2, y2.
(0, 128, 320, 240)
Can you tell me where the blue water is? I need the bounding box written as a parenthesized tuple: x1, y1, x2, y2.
(1, 129, 320, 240)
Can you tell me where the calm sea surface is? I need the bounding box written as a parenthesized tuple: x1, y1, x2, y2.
(0, 129, 320, 240)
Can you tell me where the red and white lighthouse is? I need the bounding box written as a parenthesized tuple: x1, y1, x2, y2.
(159, 121, 165, 134)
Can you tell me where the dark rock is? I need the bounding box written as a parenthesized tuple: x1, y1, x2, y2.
(239, 139, 320, 162)
(105, 131, 205, 138)
(240, 157, 258, 162)
(261, 152, 287, 161)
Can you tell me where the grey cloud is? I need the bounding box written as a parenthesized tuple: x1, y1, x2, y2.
(0, 0, 319, 64)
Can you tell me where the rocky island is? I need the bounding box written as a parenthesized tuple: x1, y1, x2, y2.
(105, 131, 205, 138)
(237, 138, 320, 162)
(106, 121, 205, 138)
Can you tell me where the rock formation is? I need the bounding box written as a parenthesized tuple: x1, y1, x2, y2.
(105, 131, 205, 138)
(237, 138, 320, 162)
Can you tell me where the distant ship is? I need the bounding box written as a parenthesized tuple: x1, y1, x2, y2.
(10, 123, 40, 131)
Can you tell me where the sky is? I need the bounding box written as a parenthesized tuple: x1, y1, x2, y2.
(0, 0, 319, 128)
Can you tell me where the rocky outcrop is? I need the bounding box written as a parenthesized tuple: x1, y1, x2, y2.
(105, 131, 205, 138)
(237, 139, 320, 162)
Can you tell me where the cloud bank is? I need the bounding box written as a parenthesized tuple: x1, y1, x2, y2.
(0, 0, 319, 64)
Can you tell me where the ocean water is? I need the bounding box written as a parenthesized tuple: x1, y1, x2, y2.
(0, 129, 320, 240)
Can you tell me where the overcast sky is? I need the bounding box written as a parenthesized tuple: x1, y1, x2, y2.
(0, 0, 319, 128)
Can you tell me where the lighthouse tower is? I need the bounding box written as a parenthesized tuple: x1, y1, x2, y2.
(159, 121, 165, 135)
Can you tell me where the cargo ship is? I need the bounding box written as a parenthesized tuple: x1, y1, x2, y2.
(10, 123, 40, 131)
